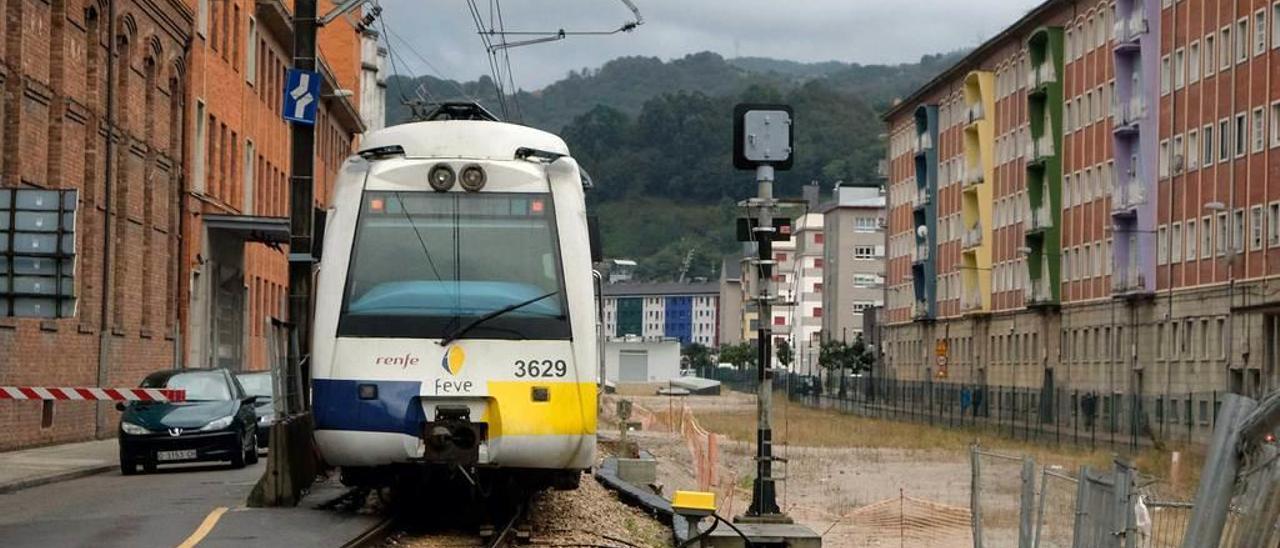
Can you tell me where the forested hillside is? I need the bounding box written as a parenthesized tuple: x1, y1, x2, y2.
(384, 51, 963, 280)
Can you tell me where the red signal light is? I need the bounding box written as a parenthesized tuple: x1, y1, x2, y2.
(370, 198, 385, 212)
(531, 200, 544, 213)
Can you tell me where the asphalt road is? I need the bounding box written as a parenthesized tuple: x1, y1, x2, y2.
(0, 460, 264, 548)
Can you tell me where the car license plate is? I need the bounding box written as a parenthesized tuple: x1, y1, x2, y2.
(156, 449, 196, 461)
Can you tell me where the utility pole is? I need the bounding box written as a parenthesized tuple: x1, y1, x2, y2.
(288, 0, 318, 390)
(750, 161, 781, 516)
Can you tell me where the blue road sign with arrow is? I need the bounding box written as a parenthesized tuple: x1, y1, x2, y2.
(283, 68, 321, 125)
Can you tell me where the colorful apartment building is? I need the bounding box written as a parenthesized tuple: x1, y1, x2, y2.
(884, 0, 1280, 423)
(602, 282, 720, 347)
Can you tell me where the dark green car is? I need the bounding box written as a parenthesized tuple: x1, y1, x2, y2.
(116, 368, 259, 475)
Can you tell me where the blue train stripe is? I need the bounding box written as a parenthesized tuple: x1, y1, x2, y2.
(312, 379, 424, 435)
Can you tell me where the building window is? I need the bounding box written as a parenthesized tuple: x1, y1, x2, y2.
(1202, 124, 1214, 167)
(1237, 18, 1249, 63)
(774, 316, 785, 326)
(194, 101, 208, 192)
(1158, 225, 1169, 265)
(1270, 203, 1280, 247)
(1217, 212, 1229, 256)
(1253, 206, 1265, 251)
(814, 233, 824, 245)
(1172, 223, 1183, 262)
(1274, 3, 1280, 48)
(1234, 209, 1246, 252)
(1186, 220, 1197, 260)
(1159, 140, 1171, 178)
(1202, 216, 1214, 259)
(1189, 41, 1201, 83)
(813, 282, 823, 293)
(1205, 33, 1217, 76)
(1254, 108, 1266, 152)
(813, 307, 823, 318)
(1256, 10, 1268, 55)
(244, 140, 255, 214)
(1272, 102, 1280, 148)
(854, 246, 875, 259)
(1173, 48, 1185, 89)
(1235, 113, 1248, 157)
(814, 258, 824, 268)
(1187, 130, 1200, 169)
(246, 17, 257, 85)
(1221, 26, 1233, 70)
(1220, 119, 1231, 161)
(1161, 55, 1172, 94)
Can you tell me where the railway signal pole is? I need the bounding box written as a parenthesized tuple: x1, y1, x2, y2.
(733, 104, 793, 519)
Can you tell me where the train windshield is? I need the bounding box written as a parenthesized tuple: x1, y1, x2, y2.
(337, 191, 571, 340)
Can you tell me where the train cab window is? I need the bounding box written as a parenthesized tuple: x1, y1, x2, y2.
(337, 191, 571, 340)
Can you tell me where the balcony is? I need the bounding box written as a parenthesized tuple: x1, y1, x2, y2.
(915, 187, 930, 208)
(961, 224, 983, 250)
(917, 133, 933, 151)
(1028, 274, 1054, 305)
(966, 103, 985, 125)
(1027, 205, 1053, 233)
(1031, 134, 1055, 160)
(963, 165, 984, 188)
(1112, 95, 1146, 132)
(1027, 62, 1058, 89)
(961, 287, 984, 312)
(1113, 11, 1148, 47)
(1111, 178, 1147, 214)
(914, 243, 931, 262)
(912, 300, 931, 320)
(1112, 270, 1150, 296)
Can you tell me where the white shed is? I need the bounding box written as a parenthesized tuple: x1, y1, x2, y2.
(603, 339, 682, 384)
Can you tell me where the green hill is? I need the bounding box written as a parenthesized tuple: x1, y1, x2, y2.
(384, 50, 963, 280)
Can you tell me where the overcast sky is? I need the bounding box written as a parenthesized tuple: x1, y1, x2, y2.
(374, 0, 1045, 90)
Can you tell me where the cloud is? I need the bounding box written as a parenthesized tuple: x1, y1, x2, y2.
(375, 0, 1044, 89)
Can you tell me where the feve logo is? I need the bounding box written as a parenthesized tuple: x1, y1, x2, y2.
(442, 346, 466, 376)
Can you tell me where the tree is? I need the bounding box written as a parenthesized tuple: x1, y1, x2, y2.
(718, 342, 757, 371)
(682, 343, 714, 377)
(776, 339, 794, 370)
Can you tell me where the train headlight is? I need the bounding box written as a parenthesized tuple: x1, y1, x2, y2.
(429, 164, 456, 191)
(460, 165, 487, 192)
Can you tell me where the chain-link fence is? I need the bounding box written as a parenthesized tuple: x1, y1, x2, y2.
(971, 447, 1030, 548)
(731, 370, 1233, 450)
(1032, 468, 1077, 548)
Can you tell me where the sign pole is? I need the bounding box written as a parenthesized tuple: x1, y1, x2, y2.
(749, 163, 781, 517)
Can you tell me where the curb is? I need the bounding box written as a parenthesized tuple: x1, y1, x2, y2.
(0, 464, 117, 495)
(340, 516, 395, 548)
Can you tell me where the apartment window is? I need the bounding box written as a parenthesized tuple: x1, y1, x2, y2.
(1221, 26, 1232, 69)
(1159, 140, 1171, 178)
(1236, 113, 1247, 157)
(814, 258, 824, 268)
(813, 307, 823, 318)
(854, 246, 875, 259)
(1205, 33, 1217, 76)
(1234, 209, 1245, 252)
(1187, 220, 1198, 259)
(1237, 18, 1249, 62)
(1270, 203, 1280, 246)
(246, 17, 257, 85)
(1272, 102, 1280, 147)
(1173, 48, 1185, 89)
(1188, 130, 1200, 169)
(1161, 55, 1172, 94)
(1217, 212, 1229, 255)
(1254, 108, 1267, 152)
(1158, 225, 1169, 264)
(1204, 124, 1215, 166)
(1189, 41, 1201, 83)
(1202, 216, 1214, 259)
(1256, 10, 1268, 55)
(1220, 119, 1231, 161)
(1172, 223, 1183, 262)
(1252, 205, 1265, 251)
(193, 101, 207, 192)
(1173, 134, 1185, 173)
(244, 140, 255, 214)
(198, 0, 208, 36)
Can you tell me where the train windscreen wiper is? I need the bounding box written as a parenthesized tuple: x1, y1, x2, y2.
(437, 290, 561, 347)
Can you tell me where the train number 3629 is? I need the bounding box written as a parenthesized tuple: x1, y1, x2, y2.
(514, 359, 568, 378)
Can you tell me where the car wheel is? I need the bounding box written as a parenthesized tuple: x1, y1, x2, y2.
(230, 430, 247, 469)
(245, 431, 259, 465)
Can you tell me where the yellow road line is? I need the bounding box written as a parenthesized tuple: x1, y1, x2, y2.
(176, 506, 229, 548)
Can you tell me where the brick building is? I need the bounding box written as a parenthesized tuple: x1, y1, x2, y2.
(883, 0, 1280, 442)
(0, 0, 376, 451)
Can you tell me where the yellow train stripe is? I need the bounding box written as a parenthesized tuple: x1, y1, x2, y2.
(482, 381, 597, 438)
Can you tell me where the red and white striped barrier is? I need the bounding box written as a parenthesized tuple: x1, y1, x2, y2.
(0, 387, 186, 402)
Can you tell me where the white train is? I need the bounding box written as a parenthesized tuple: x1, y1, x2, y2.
(311, 105, 599, 490)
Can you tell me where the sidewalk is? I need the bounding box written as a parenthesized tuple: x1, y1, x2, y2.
(0, 439, 118, 494)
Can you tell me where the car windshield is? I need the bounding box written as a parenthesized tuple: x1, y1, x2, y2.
(236, 373, 273, 399)
(142, 371, 231, 402)
(337, 191, 571, 340)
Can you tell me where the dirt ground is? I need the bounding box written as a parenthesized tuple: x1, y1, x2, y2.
(604, 390, 1198, 548)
